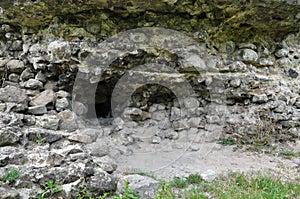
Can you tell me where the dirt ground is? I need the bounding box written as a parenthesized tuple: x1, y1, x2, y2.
(115, 140, 300, 182)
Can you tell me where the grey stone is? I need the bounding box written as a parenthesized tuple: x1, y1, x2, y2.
(44, 80, 57, 90)
(93, 156, 117, 173)
(149, 104, 165, 112)
(28, 105, 47, 115)
(47, 40, 71, 63)
(184, 97, 199, 109)
(55, 97, 69, 111)
(258, 58, 274, 66)
(68, 133, 95, 144)
(172, 119, 189, 130)
(277, 57, 291, 66)
(8, 73, 19, 82)
(201, 170, 217, 182)
(229, 78, 241, 87)
(118, 132, 134, 146)
(72, 101, 88, 116)
(189, 144, 200, 151)
(170, 107, 181, 121)
(0, 58, 9, 68)
(26, 128, 63, 144)
(117, 175, 160, 199)
(87, 169, 116, 195)
(0, 185, 20, 199)
(56, 90, 70, 98)
(20, 68, 34, 81)
(23, 79, 43, 89)
(287, 68, 298, 78)
(47, 153, 65, 167)
(58, 110, 78, 131)
(206, 115, 221, 124)
(151, 111, 167, 121)
(0, 147, 27, 166)
(252, 94, 268, 103)
(239, 43, 256, 50)
(123, 107, 143, 121)
(36, 115, 60, 130)
(69, 128, 100, 144)
(152, 136, 161, 144)
(0, 85, 28, 111)
(227, 61, 247, 72)
(6, 59, 25, 73)
(0, 130, 19, 146)
(30, 89, 55, 106)
(0, 103, 6, 112)
(240, 49, 258, 62)
(275, 48, 289, 57)
(86, 141, 109, 156)
(35, 71, 47, 82)
(188, 117, 203, 128)
(112, 117, 125, 131)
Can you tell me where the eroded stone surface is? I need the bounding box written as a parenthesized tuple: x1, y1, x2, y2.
(0, 1, 299, 198)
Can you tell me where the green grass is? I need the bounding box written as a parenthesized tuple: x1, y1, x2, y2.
(37, 180, 63, 199)
(35, 132, 47, 144)
(1, 167, 20, 183)
(278, 150, 300, 159)
(187, 174, 204, 184)
(113, 179, 140, 199)
(155, 173, 299, 199)
(171, 177, 188, 188)
(220, 138, 235, 146)
(155, 180, 175, 199)
(183, 188, 207, 199)
(73, 172, 299, 199)
(206, 172, 300, 199)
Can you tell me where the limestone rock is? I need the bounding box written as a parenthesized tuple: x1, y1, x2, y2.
(86, 141, 109, 157)
(47, 40, 71, 63)
(36, 115, 60, 130)
(55, 97, 69, 111)
(58, 110, 78, 131)
(20, 68, 34, 81)
(8, 73, 19, 82)
(6, 59, 25, 73)
(117, 174, 160, 199)
(0, 85, 28, 111)
(0, 129, 20, 146)
(240, 49, 258, 62)
(87, 169, 117, 195)
(275, 48, 289, 57)
(252, 94, 268, 103)
(56, 90, 70, 98)
(0, 185, 20, 199)
(93, 156, 117, 174)
(23, 79, 43, 89)
(30, 89, 55, 106)
(72, 101, 88, 116)
(28, 105, 47, 115)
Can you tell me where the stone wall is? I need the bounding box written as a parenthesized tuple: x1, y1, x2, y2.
(0, 0, 299, 198)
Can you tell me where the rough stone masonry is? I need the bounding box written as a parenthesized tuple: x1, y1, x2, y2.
(0, 0, 299, 198)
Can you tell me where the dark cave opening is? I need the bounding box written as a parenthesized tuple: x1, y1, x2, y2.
(93, 80, 178, 119)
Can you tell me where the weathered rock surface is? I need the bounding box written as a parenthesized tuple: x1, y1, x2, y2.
(117, 174, 160, 199)
(0, 0, 299, 198)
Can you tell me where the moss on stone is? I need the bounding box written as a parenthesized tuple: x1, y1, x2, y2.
(1, 0, 299, 44)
